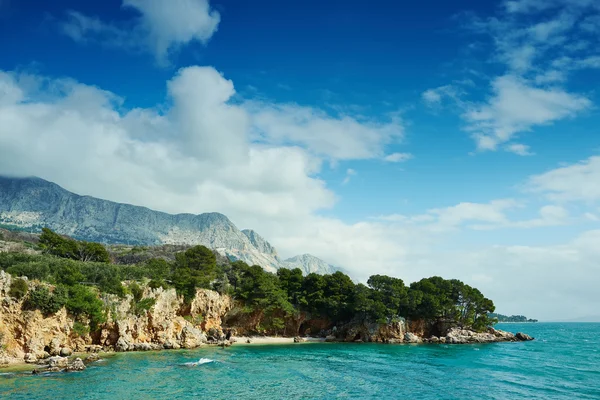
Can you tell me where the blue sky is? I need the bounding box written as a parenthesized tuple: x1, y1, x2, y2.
(0, 0, 599, 320)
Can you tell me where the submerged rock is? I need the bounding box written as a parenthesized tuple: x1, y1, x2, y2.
(85, 353, 101, 363)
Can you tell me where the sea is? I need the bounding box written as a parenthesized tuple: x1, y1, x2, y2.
(1, 323, 598, 399)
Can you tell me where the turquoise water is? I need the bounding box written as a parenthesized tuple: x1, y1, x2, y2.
(1, 323, 599, 399)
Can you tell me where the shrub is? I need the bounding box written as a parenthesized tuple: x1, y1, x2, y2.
(148, 278, 169, 290)
(72, 321, 90, 338)
(132, 298, 156, 316)
(183, 314, 204, 326)
(24, 286, 67, 316)
(9, 278, 28, 300)
(129, 282, 144, 302)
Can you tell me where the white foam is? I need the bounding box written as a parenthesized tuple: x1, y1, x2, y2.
(183, 358, 215, 367)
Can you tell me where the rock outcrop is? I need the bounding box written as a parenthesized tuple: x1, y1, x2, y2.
(0, 272, 233, 366)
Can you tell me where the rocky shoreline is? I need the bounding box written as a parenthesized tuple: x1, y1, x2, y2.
(0, 270, 533, 373)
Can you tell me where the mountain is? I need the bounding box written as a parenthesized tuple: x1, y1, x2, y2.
(282, 254, 339, 275)
(0, 176, 336, 274)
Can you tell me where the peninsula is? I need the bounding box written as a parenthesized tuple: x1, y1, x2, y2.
(0, 227, 533, 372)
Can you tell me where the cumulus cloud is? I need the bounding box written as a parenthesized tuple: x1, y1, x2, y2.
(61, 0, 220, 64)
(0, 67, 334, 222)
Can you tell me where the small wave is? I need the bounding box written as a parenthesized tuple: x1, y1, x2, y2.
(182, 358, 215, 367)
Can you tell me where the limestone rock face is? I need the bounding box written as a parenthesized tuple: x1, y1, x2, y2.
(0, 276, 233, 364)
(339, 320, 405, 343)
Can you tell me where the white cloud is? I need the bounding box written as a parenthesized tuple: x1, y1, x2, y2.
(342, 168, 356, 185)
(429, 0, 599, 154)
(62, 0, 220, 64)
(464, 75, 591, 151)
(426, 199, 519, 231)
(247, 102, 404, 161)
(506, 143, 534, 156)
(0, 67, 334, 223)
(526, 156, 600, 202)
(383, 152, 413, 163)
(421, 84, 465, 107)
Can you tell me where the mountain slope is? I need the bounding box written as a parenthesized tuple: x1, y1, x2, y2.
(0, 176, 335, 274)
(282, 254, 339, 275)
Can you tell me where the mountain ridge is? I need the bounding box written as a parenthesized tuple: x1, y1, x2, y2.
(0, 176, 338, 275)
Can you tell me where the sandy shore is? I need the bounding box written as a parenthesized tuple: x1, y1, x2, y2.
(231, 336, 326, 345)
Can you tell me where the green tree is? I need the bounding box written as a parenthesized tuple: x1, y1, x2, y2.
(39, 228, 79, 259)
(77, 242, 110, 263)
(65, 285, 106, 330)
(277, 268, 304, 306)
(367, 274, 408, 322)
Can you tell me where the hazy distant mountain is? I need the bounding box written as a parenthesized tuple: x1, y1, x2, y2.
(0, 176, 336, 274)
(282, 253, 339, 275)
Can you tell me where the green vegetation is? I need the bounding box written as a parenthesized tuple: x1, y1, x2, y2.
(72, 321, 90, 337)
(0, 228, 498, 335)
(9, 278, 28, 299)
(489, 313, 538, 323)
(39, 228, 110, 263)
(24, 285, 68, 316)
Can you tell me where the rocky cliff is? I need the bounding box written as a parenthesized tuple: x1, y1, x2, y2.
(0, 176, 336, 274)
(0, 270, 233, 366)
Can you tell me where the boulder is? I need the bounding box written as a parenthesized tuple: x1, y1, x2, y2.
(516, 332, 534, 341)
(116, 337, 132, 352)
(24, 353, 37, 364)
(44, 356, 69, 368)
(60, 347, 72, 357)
(428, 336, 440, 344)
(403, 333, 422, 343)
(293, 337, 306, 343)
(181, 326, 207, 349)
(48, 337, 62, 356)
(66, 358, 86, 372)
(325, 335, 337, 342)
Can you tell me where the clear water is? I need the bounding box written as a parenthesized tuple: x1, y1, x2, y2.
(1, 323, 599, 399)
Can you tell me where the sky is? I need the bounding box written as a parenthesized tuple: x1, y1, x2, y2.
(0, 0, 599, 321)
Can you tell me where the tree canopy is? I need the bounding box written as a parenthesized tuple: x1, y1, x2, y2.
(1, 228, 498, 334)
